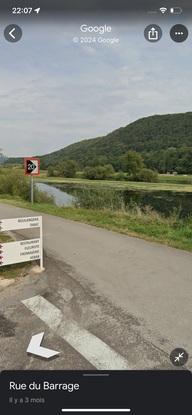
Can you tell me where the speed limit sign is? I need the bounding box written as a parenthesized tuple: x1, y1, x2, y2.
(24, 158, 40, 176)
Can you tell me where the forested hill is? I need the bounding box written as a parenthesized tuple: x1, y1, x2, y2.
(7, 112, 192, 173)
(39, 112, 192, 172)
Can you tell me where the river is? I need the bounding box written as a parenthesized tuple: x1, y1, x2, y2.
(36, 182, 75, 206)
(36, 182, 192, 218)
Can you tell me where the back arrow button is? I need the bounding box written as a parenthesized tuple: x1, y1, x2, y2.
(9, 28, 16, 39)
(4, 24, 22, 43)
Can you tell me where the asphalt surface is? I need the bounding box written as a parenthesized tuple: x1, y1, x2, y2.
(0, 203, 191, 371)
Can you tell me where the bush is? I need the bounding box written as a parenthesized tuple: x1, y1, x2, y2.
(0, 169, 54, 203)
(47, 166, 60, 177)
(83, 166, 97, 180)
(132, 168, 158, 183)
(47, 166, 55, 177)
(83, 164, 114, 180)
(114, 171, 126, 181)
(58, 160, 78, 178)
(0, 169, 29, 199)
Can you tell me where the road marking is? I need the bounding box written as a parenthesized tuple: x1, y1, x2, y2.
(22, 295, 130, 370)
(27, 332, 60, 359)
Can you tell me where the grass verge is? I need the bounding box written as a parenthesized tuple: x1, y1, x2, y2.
(0, 231, 30, 279)
(0, 232, 12, 243)
(0, 196, 192, 252)
(0, 262, 30, 280)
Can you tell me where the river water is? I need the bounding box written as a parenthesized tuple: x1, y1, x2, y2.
(36, 182, 75, 206)
(36, 182, 192, 218)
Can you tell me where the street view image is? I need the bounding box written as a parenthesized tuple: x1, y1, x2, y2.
(0, 18, 192, 372)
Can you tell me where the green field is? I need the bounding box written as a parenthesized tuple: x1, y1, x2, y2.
(159, 174, 192, 185)
(37, 173, 192, 193)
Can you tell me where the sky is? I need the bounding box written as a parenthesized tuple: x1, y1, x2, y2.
(0, 15, 192, 157)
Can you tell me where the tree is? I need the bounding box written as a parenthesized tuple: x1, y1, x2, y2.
(58, 160, 78, 178)
(87, 156, 108, 167)
(133, 168, 158, 183)
(103, 164, 115, 178)
(120, 151, 144, 175)
(47, 166, 55, 177)
(176, 147, 192, 174)
(83, 166, 97, 180)
(83, 164, 115, 180)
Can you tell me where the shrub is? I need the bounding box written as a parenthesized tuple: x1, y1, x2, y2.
(114, 171, 126, 181)
(83, 166, 97, 180)
(58, 160, 78, 178)
(47, 166, 55, 177)
(0, 169, 54, 204)
(83, 164, 115, 180)
(0, 169, 29, 199)
(132, 168, 158, 183)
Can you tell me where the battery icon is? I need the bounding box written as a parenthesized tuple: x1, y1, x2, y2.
(170, 7, 183, 15)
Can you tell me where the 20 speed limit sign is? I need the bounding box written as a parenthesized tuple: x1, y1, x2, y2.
(24, 157, 40, 176)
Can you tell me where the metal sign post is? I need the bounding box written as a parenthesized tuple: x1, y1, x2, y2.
(39, 216, 43, 269)
(24, 157, 40, 204)
(30, 176, 34, 204)
(0, 216, 44, 270)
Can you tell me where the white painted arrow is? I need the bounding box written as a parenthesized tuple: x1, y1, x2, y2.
(27, 332, 60, 359)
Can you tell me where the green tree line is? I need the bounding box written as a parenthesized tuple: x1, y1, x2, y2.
(47, 151, 158, 182)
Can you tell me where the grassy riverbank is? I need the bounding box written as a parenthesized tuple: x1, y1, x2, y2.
(0, 196, 192, 252)
(2, 167, 192, 191)
(37, 174, 192, 193)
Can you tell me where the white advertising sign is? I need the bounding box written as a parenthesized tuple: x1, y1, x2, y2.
(0, 216, 43, 269)
(0, 216, 41, 232)
(0, 239, 41, 266)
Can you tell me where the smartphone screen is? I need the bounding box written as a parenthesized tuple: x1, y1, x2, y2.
(0, 1, 191, 414)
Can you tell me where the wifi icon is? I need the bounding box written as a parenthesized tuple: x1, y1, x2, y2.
(159, 7, 168, 14)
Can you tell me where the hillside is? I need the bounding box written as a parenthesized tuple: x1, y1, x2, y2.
(39, 112, 192, 172)
(7, 112, 192, 173)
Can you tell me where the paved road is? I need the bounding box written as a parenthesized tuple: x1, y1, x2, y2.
(0, 203, 191, 370)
